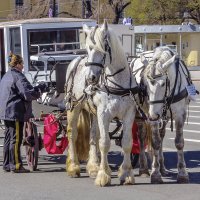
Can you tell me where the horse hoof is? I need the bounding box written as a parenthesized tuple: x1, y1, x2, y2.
(177, 175, 189, 183)
(151, 175, 163, 184)
(86, 163, 99, 179)
(120, 176, 135, 185)
(139, 169, 150, 177)
(67, 171, 80, 178)
(95, 170, 111, 187)
(89, 171, 98, 179)
(119, 168, 135, 185)
(66, 164, 80, 178)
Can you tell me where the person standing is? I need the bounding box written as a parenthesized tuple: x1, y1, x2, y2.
(0, 53, 47, 173)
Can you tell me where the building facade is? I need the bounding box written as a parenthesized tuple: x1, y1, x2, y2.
(134, 24, 200, 67)
(0, 0, 24, 21)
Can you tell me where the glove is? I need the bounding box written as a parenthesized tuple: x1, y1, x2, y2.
(34, 82, 49, 93)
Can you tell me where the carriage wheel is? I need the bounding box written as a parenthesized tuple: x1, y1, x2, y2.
(23, 121, 39, 171)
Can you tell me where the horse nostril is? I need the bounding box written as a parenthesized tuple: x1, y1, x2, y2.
(91, 75, 96, 81)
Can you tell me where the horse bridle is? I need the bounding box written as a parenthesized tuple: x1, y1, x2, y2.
(148, 57, 189, 131)
(84, 25, 111, 70)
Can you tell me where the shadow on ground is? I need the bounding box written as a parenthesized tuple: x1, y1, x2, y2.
(107, 150, 200, 184)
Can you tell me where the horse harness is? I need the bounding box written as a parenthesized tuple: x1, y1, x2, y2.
(148, 56, 192, 131)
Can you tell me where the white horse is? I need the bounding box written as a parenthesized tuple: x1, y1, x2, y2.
(130, 51, 169, 177)
(82, 21, 140, 186)
(143, 46, 191, 183)
(65, 25, 104, 178)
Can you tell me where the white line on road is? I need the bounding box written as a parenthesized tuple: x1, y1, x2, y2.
(169, 138, 200, 143)
(166, 127, 200, 133)
(184, 121, 200, 125)
(171, 121, 200, 125)
(189, 105, 200, 108)
(188, 115, 200, 118)
(189, 110, 200, 113)
(163, 147, 176, 152)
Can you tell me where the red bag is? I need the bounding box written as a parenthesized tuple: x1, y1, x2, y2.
(43, 114, 68, 154)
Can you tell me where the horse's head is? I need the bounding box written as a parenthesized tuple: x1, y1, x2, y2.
(83, 20, 113, 84)
(144, 47, 177, 120)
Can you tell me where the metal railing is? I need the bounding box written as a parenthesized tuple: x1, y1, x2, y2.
(30, 42, 81, 54)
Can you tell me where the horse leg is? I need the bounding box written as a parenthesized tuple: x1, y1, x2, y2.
(86, 116, 100, 178)
(95, 113, 111, 186)
(159, 122, 168, 176)
(174, 114, 189, 183)
(150, 121, 163, 184)
(137, 121, 149, 177)
(118, 111, 135, 185)
(66, 106, 81, 177)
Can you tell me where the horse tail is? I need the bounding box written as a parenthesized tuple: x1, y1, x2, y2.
(76, 109, 90, 162)
(145, 123, 152, 151)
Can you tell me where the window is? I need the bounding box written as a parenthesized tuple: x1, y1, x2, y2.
(29, 29, 80, 55)
(28, 28, 81, 71)
(9, 28, 21, 55)
(16, 0, 23, 6)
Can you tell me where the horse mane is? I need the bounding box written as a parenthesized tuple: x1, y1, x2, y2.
(144, 46, 175, 80)
(88, 25, 129, 68)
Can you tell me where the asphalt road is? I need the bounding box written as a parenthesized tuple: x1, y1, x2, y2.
(0, 84, 200, 200)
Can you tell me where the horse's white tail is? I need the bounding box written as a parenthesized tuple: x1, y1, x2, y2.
(76, 109, 90, 161)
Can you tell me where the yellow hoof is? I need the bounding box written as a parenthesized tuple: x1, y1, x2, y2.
(118, 167, 135, 185)
(86, 163, 99, 179)
(95, 170, 111, 187)
(66, 164, 80, 178)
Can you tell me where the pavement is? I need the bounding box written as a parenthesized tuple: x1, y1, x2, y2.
(0, 83, 199, 200)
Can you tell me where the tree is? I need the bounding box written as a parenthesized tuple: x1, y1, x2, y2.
(126, 0, 200, 25)
(183, 0, 200, 24)
(126, 0, 182, 25)
(7, 0, 51, 20)
(108, 0, 131, 24)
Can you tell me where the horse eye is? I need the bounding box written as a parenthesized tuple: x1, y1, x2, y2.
(150, 80, 156, 85)
(160, 82, 165, 87)
(154, 58, 158, 63)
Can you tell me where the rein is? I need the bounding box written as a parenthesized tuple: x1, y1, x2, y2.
(148, 58, 188, 131)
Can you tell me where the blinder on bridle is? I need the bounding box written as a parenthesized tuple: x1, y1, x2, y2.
(85, 25, 112, 69)
(147, 61, 165, 86)
(148, 49, 175, 84)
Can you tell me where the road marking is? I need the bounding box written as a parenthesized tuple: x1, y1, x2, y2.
(187, 115, 200, 118)
(189, 110, 200, 113)
(163, 147, 176, 152)
(166, 127, 200, 133)
(169, 138, 200, 143)
(189, 105, 200, 108)
(171, 121, 200, 125)
(184, 121, 200, 125)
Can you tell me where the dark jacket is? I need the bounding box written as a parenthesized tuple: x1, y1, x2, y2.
(0, 68, 40, 122)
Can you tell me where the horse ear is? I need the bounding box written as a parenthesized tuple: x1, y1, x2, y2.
(82, 24, 91, 36)
(162, 55, 176, 71)
(140, 54, 148, 67)
(101, 19, 109, 36)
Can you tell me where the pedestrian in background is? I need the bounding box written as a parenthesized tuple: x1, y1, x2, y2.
(0, 53, 47, 173)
